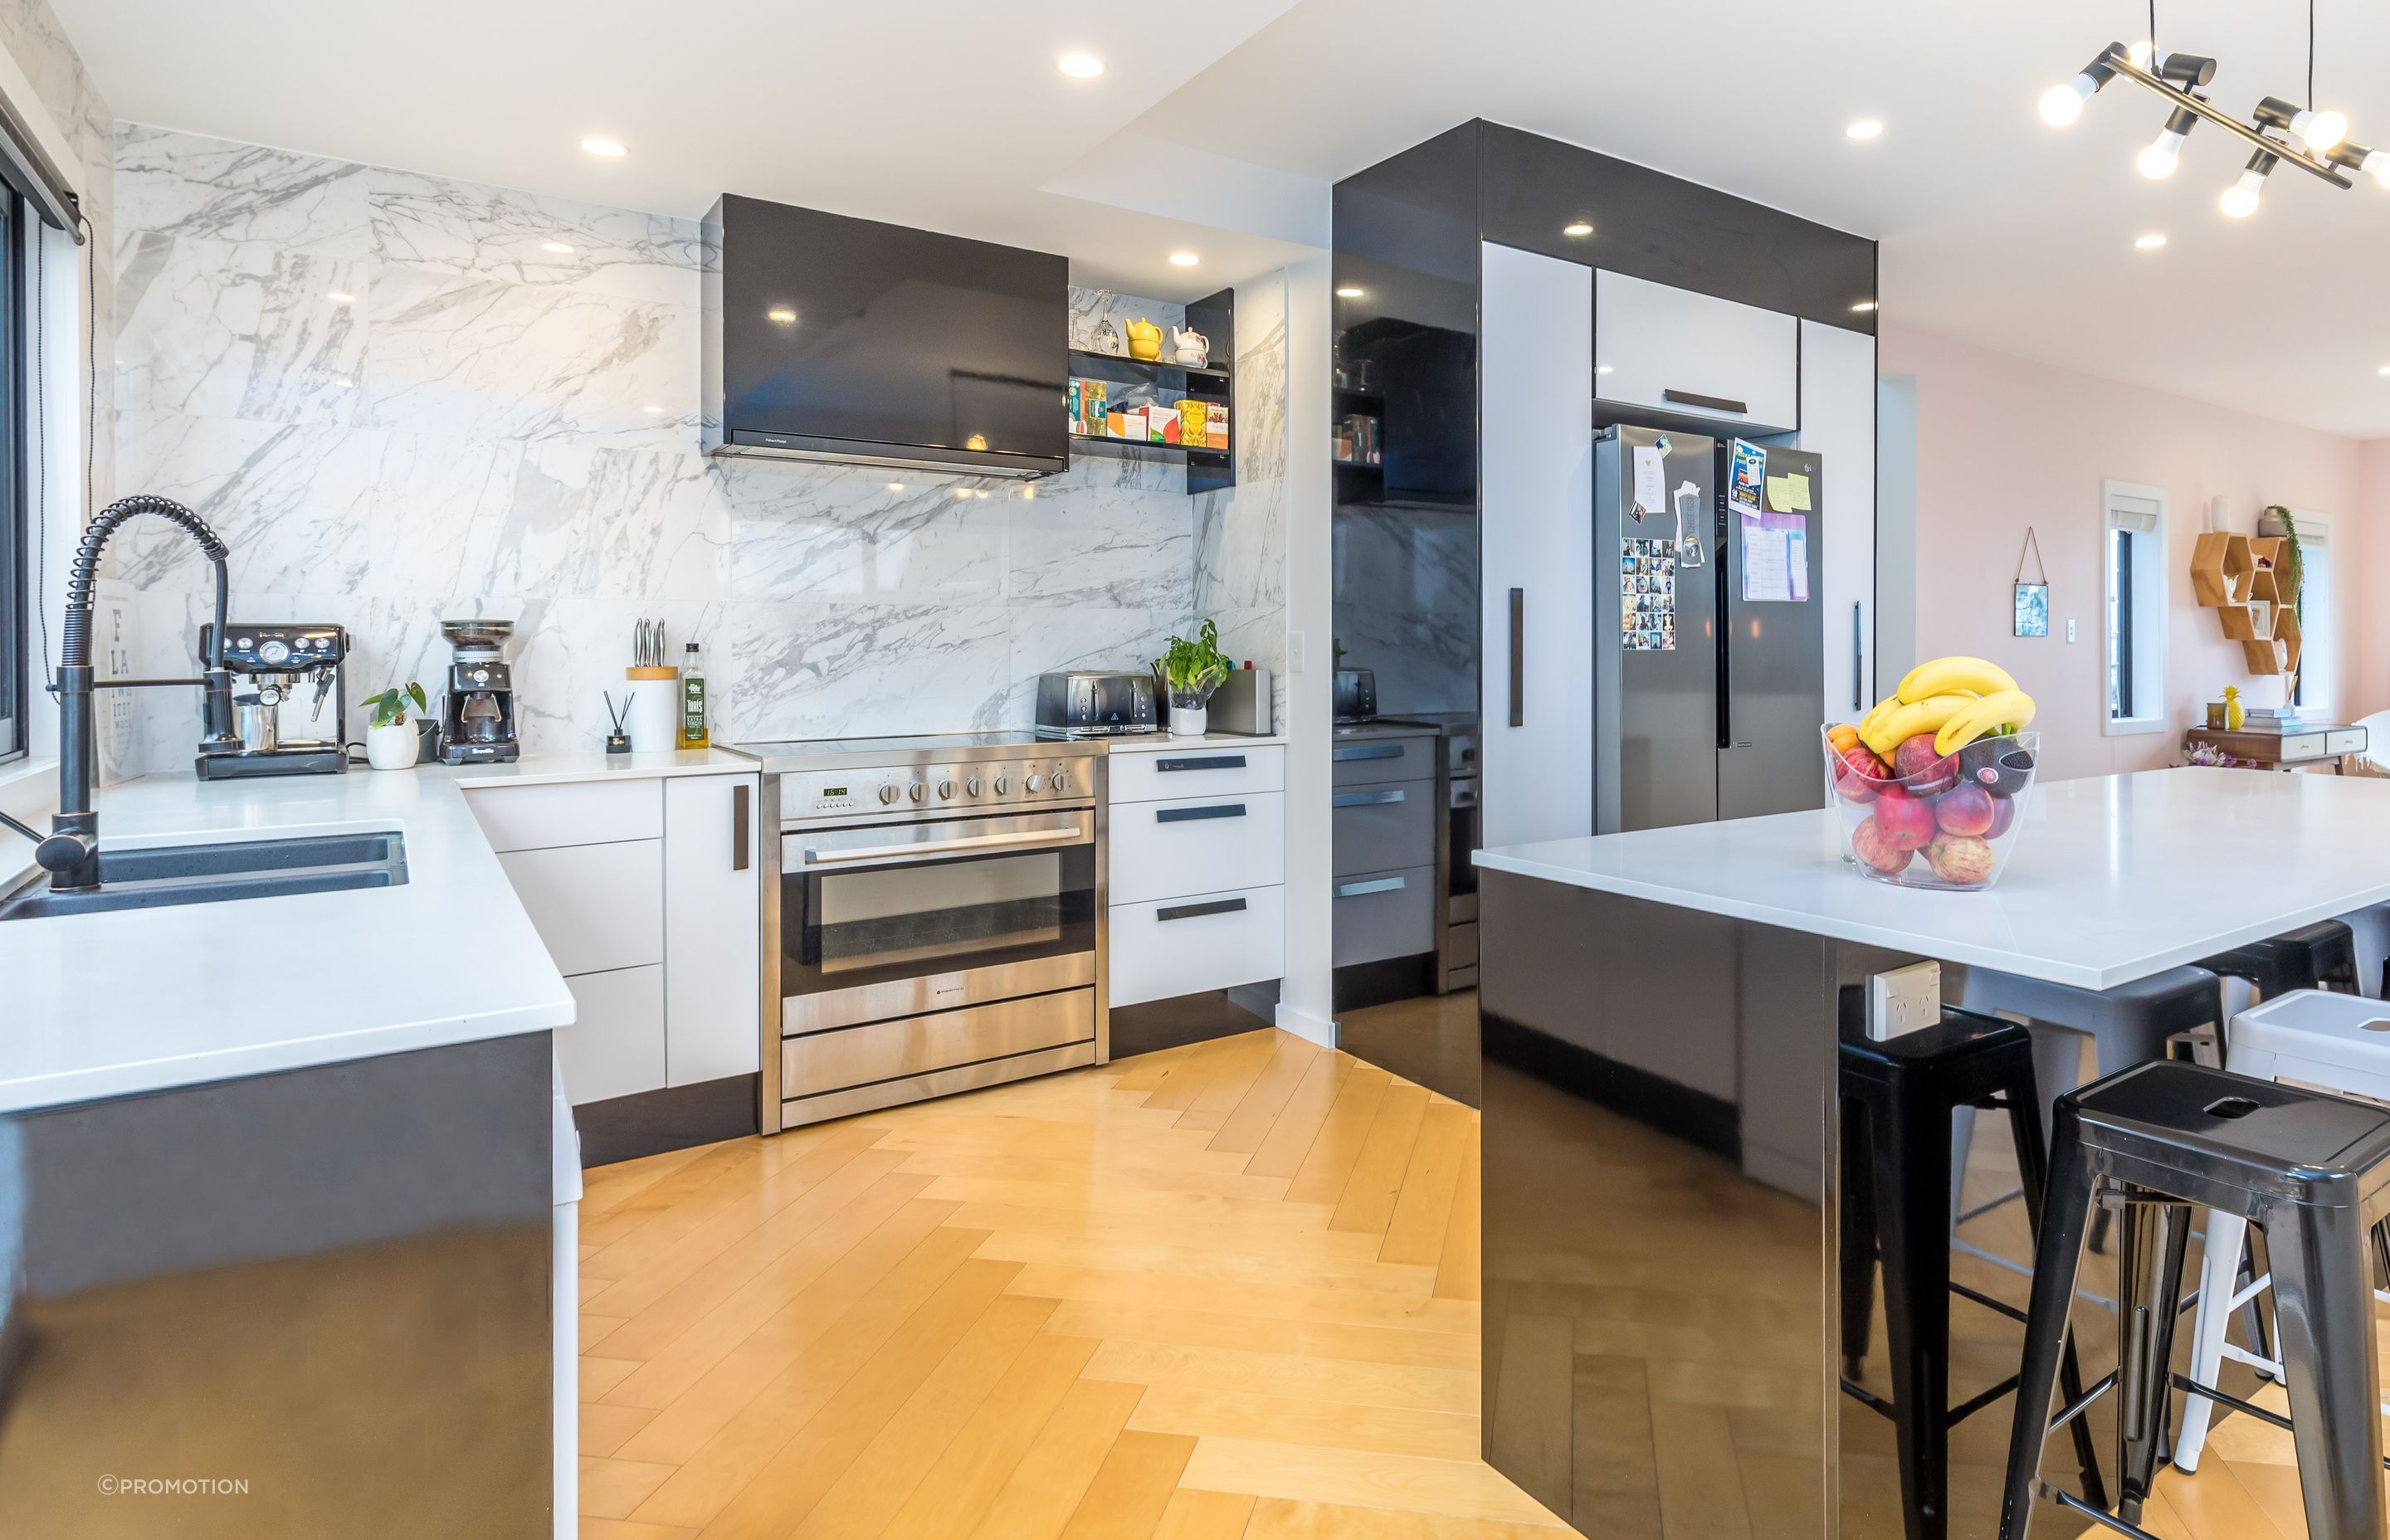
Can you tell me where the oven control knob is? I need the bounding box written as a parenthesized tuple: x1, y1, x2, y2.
(965, 776, 982, 797)
(993, 775, 1010, 796)
(878, 784, 900, 806)
(908, 782, 927, 803)
(1051, 770, 1071, 793)
(937, 779, 955, 800)
(1025, 773, 1044, 793)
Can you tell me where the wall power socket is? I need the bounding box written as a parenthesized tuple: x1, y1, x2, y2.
(1867, 960, 1943, 1041)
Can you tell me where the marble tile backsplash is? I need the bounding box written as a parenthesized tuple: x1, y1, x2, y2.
(109, 124, 1283, 767)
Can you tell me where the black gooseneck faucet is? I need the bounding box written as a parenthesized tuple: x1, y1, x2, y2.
(0, 495, 240, 889)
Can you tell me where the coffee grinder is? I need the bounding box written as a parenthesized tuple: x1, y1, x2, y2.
(437, 618, 520, 764)
(196, 621, 351, 778)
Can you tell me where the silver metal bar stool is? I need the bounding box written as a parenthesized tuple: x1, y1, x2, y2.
(1997, 1059, 2390, 1540)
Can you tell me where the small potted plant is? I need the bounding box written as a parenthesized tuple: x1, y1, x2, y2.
(1156, 619, 1230, 738)
(362, 682, 432, 770)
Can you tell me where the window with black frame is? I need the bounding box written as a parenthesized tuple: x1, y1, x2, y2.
(0, 188, 22, 765)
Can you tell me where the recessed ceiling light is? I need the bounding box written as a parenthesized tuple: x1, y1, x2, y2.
(542, 241, 574, 254)
(1168, 251, 1199, 266)
(767, 306, 797, 324)
(1595, 364, 1615, 375)
(2379, 364, 2390, 377)
(1850, 300, 1878, 313)
(1057, 53, 1104, 79)
(580, 137, 627, 158)
(1562, 221, 1593, 237)
(1846, 119, 1885, 140)
(1334, 286, 1364, 298)
(2135, 232, 2168, 249)
(327, 291, 354, 305)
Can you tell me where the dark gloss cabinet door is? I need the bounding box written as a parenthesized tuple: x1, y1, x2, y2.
(0, 1033, 554, 1537)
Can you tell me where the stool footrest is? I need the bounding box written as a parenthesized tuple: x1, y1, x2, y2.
(2171, 1372, 2390, 1473)
(2037, 1481, 2167, 1540)
(2047, 1369, 2116, 1435)
(1946, 1373, 2022, 1427)
(1950, 1279, 2030, 1325)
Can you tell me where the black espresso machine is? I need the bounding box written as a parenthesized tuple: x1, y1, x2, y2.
(195, 621, 350, 778)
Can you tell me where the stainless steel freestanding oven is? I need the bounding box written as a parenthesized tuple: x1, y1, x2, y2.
(739, 733, 1110, 1133)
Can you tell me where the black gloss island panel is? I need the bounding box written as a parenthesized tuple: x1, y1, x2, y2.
(0, 1033, 554, 1536)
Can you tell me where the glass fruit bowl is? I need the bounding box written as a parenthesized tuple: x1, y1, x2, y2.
(1822, 726, 2039, 891)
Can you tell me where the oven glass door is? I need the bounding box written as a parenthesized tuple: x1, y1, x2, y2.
(780, 809, 1096, 1001)
(1448, 778, 1480, 899)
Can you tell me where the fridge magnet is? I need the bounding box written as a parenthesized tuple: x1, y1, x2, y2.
(1729, 438, 1765, 514)
(2013, 528, 2050, 638)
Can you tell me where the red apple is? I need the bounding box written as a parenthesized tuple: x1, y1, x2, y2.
(1984, 793, 2018, 841)
(1895, 732, 1959, 794)
(1934, 783, 1995, 837)
(1835, 746, 1889, 804)
(1926, 831, 1997, 886)
(1850, 815, 1913, 875)
(1873, 786, 1937, 851)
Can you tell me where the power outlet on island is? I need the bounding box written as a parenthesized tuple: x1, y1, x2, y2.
(1868, 961, 1943, 1041)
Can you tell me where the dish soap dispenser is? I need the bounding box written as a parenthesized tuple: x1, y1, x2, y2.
(680, 642, 710, 748)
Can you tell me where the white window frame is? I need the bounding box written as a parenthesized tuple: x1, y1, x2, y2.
(2277, 509, 2332, 716)
(2102, 480, 2168, 737)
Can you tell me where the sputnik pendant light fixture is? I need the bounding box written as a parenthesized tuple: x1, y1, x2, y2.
(2039, 0, 2386, 217)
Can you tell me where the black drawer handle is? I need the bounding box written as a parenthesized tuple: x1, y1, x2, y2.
(1332, 743, 1404, 762)
(1157, 802, 1246, 823)
(1157, 754, 1246, 772)
(1661, 387, 1748, 415)
(1332, 789, 1406, 807)
(1334, 875, 1406, 899)
(1157, 897, 1247, 922)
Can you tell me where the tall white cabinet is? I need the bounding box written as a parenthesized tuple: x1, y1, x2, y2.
(1783, 319, 1880, 717)
(1480, 241, 1595, 851)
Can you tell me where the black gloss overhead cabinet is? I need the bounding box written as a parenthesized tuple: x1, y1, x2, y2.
(702, 195, 1068, 477)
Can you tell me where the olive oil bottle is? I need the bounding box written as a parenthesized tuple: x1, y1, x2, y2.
(679, 642, 710, 748)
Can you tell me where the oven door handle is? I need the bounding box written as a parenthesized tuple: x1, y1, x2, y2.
(800, 822, 1087, 866)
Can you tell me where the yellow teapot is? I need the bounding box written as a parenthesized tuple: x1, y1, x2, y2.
(1124, 317, 1163, 361)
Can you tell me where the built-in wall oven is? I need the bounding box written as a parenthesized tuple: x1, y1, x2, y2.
(1436, 724, 1480, 992)
(741, 733, 1108, 1132)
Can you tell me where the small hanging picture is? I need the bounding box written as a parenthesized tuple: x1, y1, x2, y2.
(2012, 527, 2050, 637)
(2013, 582, 2049, 638)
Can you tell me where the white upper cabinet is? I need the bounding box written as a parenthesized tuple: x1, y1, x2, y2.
(1593, 269, 1799, 434)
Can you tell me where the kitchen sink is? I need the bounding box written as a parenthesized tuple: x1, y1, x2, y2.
(0, 831, 408, 920)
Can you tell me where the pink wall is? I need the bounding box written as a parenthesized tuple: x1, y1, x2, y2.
(1880, 323, 2374, 782)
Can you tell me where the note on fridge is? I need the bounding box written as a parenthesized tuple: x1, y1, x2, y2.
(1742, 526, 1792, 603)
(1764, 471, 1813, 513)
(1631, 445, 1666, 519)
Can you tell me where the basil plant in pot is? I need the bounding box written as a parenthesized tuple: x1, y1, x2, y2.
(1155, 620, 1230, 738)
(362, 682, 434, 770)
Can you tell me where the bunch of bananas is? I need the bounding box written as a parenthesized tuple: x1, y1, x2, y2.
(1846, 657, 2038, 760)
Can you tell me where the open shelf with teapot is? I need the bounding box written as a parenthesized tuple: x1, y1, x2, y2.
(1067, 287, 1233, 495)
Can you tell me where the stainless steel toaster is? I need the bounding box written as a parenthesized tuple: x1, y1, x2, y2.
(1034, 670, 1157, 738)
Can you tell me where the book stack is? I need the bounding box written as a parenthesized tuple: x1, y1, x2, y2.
(2238, 705, 2311, 734)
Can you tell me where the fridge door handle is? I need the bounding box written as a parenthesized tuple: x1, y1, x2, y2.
(1507, 587, 1524, 728)
(1851, 601, 1865, 711)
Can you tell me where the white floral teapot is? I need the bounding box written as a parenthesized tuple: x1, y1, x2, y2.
(1169, 325, 1209, 368)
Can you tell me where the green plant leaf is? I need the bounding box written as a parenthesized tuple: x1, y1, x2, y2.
(407, 681, 428, 714)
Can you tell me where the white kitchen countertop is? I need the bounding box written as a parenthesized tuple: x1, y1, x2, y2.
(1475, 767, 2390, 992)
(0, 749, 753, 1114)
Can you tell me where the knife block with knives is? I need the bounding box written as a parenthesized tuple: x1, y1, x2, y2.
(624, 618, 679, 752)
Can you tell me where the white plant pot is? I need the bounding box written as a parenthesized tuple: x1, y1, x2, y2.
(1169, 704, 1209, 738)
(367, 719, 419, 771)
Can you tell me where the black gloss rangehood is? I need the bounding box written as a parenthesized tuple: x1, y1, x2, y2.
(702, 194, 1068, 477)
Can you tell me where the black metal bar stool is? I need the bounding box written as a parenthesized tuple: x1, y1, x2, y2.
(1956, 965, 2223, 1253)
(1840, 1008, 2105, 1540)
(1997, 1059, 2390, 1540)
(2196, 918, 2362, 1001)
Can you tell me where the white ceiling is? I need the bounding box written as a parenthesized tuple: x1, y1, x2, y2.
(51, 0, 2390, 436)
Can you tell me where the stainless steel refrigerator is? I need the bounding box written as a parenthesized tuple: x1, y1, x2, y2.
(1594, 425, 1825, 833)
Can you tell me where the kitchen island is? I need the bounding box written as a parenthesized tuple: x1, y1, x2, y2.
(1469, 767, 2390, 1540)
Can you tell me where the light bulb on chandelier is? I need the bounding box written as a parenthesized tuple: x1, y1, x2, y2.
(2220, 154, 2275, 218)
(2137, 109, 2199, 178)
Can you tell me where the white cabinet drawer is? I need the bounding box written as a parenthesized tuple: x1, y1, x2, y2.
(466, 778, 662, 853)
(1594, 269, 1798, 433)
(2329, 729, 2368, 755)
(500, 841, 663, 977)
(1108, 744, 1282, 804)
(1108, 885, 1285, 1007)
(559, 964, 666, 1104)
(1109, 792, 1285, 905)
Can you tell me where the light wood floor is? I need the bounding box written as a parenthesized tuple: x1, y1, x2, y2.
(574, 1027, 2378, 1540)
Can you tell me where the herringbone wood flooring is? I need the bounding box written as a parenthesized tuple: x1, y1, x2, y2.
(574, 1022, 2380, 1540)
